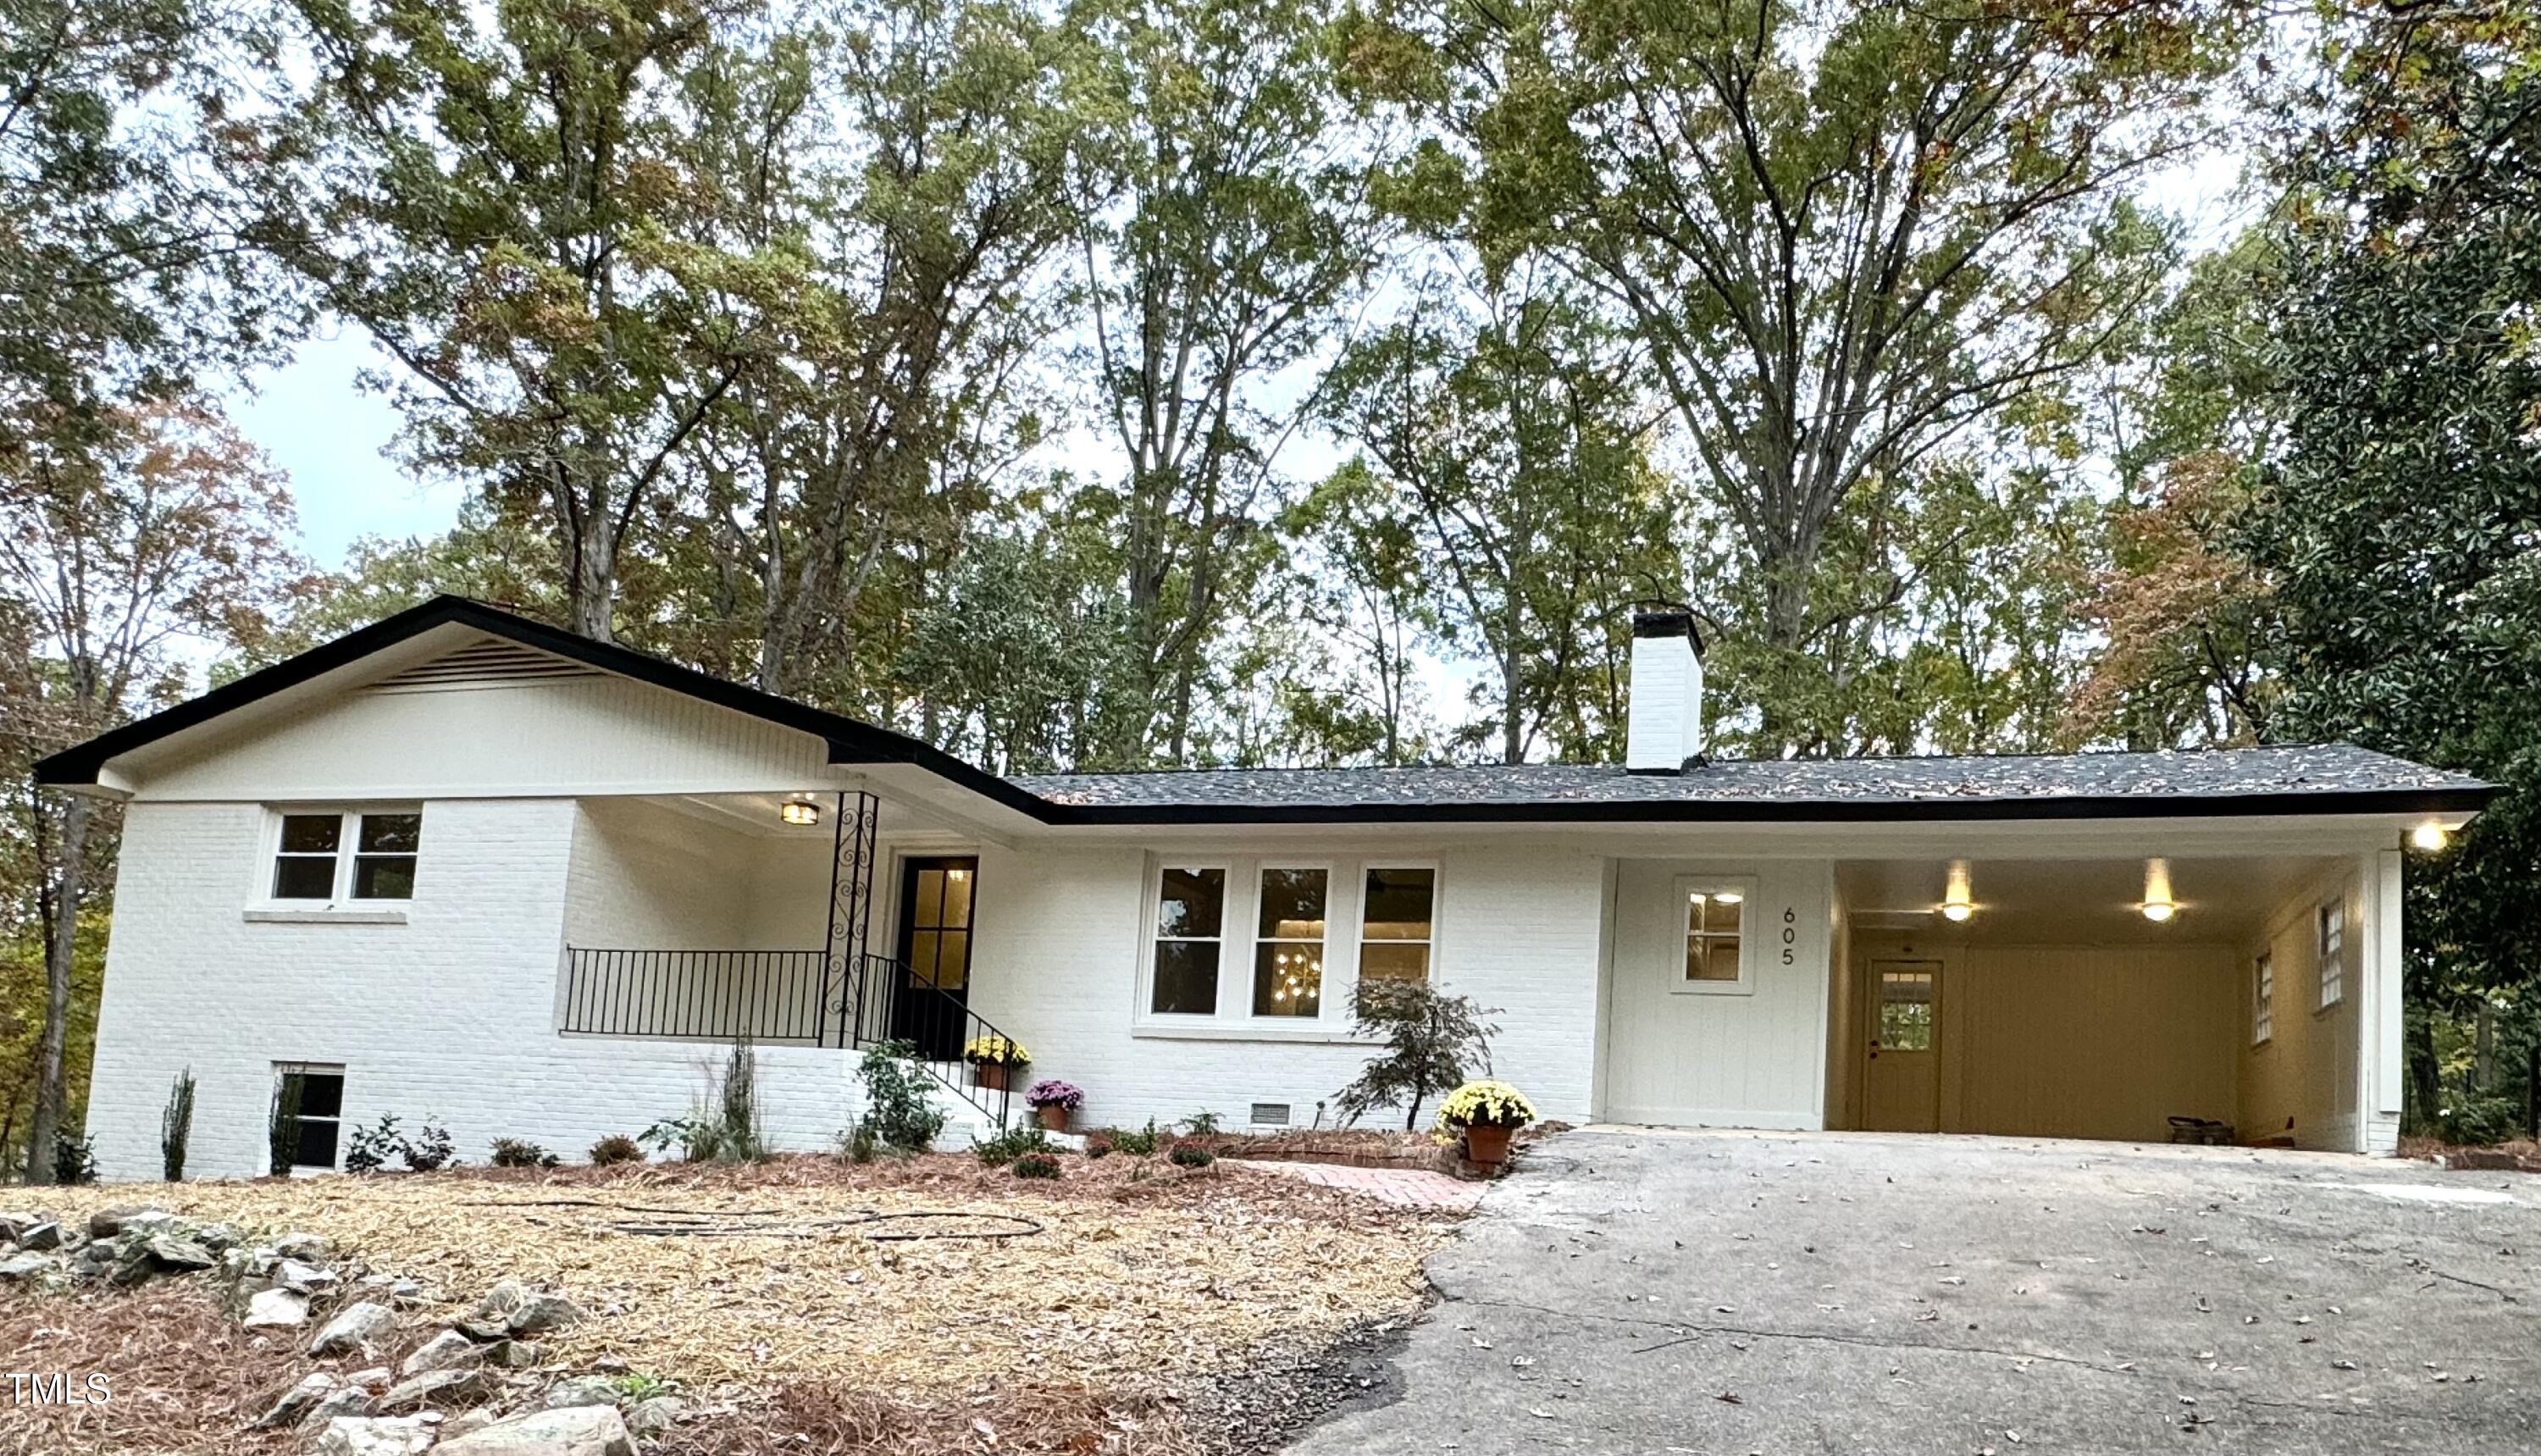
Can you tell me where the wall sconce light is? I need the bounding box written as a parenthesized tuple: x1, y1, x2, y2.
(780, 797, 822, 828)
(2141, 857, 2176, 922)
(2409, 821, 2450, 852)
(1940, 860, 1974, 922)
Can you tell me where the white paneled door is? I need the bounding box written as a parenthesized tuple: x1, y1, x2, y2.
(1863, 960, 1941, 1132)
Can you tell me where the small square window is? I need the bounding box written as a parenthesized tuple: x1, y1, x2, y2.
(1677, 878, 1754, 992)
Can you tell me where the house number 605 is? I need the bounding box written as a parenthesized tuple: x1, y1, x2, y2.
(1780, 907, 1797, 965)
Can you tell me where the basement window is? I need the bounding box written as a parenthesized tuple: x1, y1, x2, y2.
(272, 1064, 345, 1172)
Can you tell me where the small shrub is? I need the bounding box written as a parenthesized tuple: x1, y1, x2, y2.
(588, 1133, 644, 1166)
(1010, 1153, 1061, 1179)
(53, 1133, 97, 1186)
(1168, 1143, 1215, 1169)
(973, 1124, 1054, 1166)
(639, 1115, 723, 1163)
(403, 1118, 457, 1171)
(344, 1115, 403, 1175)
(856, 1040, 949, 1151)
(1085, 1141, 1111, 1160)
(161, 1067, 197, 1182)
(1334, 979, 1499, 1131)
(1108, 1120, 1161, 1156)
(490, 1137, 560, 1169)
(1182, 1110, 1222, 1135)
(840, 1125, 878, 1164)
(710, 1038, 767, 1163)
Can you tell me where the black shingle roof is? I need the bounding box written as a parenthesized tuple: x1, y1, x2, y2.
(34, 597, 2495, 826)
(1012, 745, 2493, 823)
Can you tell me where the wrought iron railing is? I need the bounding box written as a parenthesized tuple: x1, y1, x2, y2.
(560, 946, 1018, 1128)
(560, 949, 828, 1044)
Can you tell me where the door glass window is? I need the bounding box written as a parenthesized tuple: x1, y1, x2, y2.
(905, 863, 973, 990)
(1878, 970, 1935, 1051)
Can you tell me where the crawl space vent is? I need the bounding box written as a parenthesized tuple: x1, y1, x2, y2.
(1248, 1102, 1292, 1127)
(366, 639, 600, 694)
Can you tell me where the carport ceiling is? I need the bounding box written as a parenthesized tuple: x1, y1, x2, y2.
(1837, 855, 2339, 943)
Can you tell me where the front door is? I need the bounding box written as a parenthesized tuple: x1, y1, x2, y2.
(1863, 959, 1941, 1132)
(891, 856, 977, 1060)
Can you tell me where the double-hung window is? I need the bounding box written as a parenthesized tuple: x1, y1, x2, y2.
(2317, 902, 2344, 1010)
(1253, 868, 1330, 1016)
(1359, 867, 1437, 983)
(269, 809, 423, 904)
(1149, 866, 1226, 1015)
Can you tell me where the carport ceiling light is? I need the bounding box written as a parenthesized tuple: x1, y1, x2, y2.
(2410, 821, 2450, 851)
(2141, 857, 2175, 922)
(1941, 861, 1973, 922)
(780, 797, 822, 827)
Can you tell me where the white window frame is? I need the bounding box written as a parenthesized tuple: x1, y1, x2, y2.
(1133, 852, 1431, 1042)
(2317, 900, 2345, 1011)
(1249, 861, 1336, 1020)
(1143, 860, 1232, 1020)
(255, 806, 424, 912)
(1673, 874, 1758, 996)
(2252, 950, 2274, 1046)
(1356, 861, 1442, 986)
(274, 1061, 346, 1173)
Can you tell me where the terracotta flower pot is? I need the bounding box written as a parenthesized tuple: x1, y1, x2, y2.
(1037, 1104, 1071, 1133)
(1462, 1122, 1514, 1165)
(975, 1062, 1010, 1093)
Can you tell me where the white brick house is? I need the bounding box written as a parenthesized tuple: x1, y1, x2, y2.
(38, 598, 2492, 1179)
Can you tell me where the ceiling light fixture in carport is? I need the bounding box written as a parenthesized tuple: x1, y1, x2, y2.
(2409, 821, 2450, 851)
(780, 796, 822, 827)
(2141, 858, 2177, 922)
(1940, 861, 1974, 922)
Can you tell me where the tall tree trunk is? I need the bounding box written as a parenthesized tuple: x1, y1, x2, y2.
(25, 792, 90, 1186)
(570, 528, 617, 642)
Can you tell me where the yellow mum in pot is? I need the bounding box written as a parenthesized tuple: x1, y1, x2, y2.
(1436, 1080, 1535, 1167)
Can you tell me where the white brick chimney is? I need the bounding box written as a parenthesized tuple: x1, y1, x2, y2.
(1625, 606, 1705, 774)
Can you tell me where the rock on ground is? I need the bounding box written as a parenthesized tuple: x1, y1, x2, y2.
(401, 1329, 484, 1376)
(530, 1375, 623, 1412)
(374, 1365, 493, 1413)
(308, 1301, 400, 1358)
(250, 1372, 339, 1431)
(313, 1414, 439, 1456)
(434, 1405, 635, 1456)
(245, 1287, 312, 1330)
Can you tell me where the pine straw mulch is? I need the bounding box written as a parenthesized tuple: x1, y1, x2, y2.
(2396, 1133, 2541, 1171)
(0, 1276, 1210, 1456)
(7, 1151, 1452, 1452)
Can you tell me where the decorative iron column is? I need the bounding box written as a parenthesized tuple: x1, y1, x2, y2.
(821, 789, 882, 1049)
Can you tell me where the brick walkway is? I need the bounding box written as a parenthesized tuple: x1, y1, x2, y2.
(1229, 1158, 1488, 1210)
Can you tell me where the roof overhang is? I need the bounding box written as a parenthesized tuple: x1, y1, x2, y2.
(35, 596, 2498, 834)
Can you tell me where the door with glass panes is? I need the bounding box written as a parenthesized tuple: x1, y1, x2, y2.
(1863, 959, 1941, 1132)
(891, 857, 977, 1060)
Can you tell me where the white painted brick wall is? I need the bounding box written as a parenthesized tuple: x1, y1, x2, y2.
(87, 800, 897, 1182)
(962, 842, 1607, 1134)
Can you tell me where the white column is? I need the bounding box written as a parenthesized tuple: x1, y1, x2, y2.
(2361, 849, 2405, 1155)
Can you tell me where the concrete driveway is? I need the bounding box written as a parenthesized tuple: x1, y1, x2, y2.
(1288, 1127, 2541, 1454)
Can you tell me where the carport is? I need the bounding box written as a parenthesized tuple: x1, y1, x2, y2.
(1828, 855, 2374, 1148)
